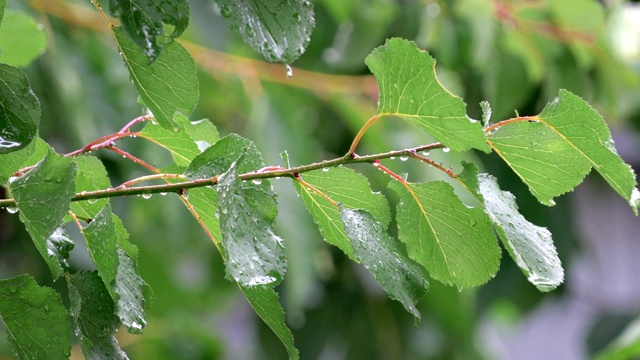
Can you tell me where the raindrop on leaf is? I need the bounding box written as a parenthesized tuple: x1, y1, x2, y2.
(443, 147, 451, 153)
(252, 179, 263, 185)
(6, 207, 18, 214)
(142, 193, 152, 199)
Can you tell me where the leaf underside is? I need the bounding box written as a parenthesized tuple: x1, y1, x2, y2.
(340, 207, 428, 318)
(215, 0, 314, 64)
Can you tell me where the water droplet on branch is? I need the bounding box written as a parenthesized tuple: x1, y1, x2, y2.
(285, 64, 293, 78)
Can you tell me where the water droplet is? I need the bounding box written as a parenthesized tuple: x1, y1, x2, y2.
(401, 173, 408, 181)
(245, 23, 255, 37)
(9, 286, 17, 294)
(182, 190, 189, 199)
(292, 12, 301, 21)
(6, 207, 18, 214)
(8, 176, 18, 183)
(252, 179, 263, 185)
(422, 150, 430, 156)
(443, 147, 451, 153)
(285, 64, 293, 78)
(390, 156, 395, 160)
(322, 168, 329, 172)
(220, 4, 232, 18)
(88, 199, 98, 204)
(142, 193, 152, 199)
(160, 192, 167, 196)
(469, 118, 478, 124)
(400, 155, 409, 162)
(372, 161, 380, 167)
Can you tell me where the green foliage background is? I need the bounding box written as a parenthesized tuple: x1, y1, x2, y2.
(1, 0, 640, 359)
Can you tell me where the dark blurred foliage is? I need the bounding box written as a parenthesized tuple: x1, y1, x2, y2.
(2, 0, 640, 359)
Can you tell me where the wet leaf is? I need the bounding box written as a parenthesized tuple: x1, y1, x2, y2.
(70, 156, 111, 220)
(0, 136, 49, 184)
(215, 0, 314, 64)
(0, 10, 47, 67)
(340, 207, 428, 318)
(174, 113, 219, 152)
(0, 63, 39, 154)
(217, 159, 286, 286)
(390, 180, 500, 288)
(478, 171, 563, 291)
(294, 167, 390, 258)
(240, 286, 298, 360)
(0, 275, 71, 360)
(366, 38, 489, 152)
(10, 151, 76, 279)
(114, 27, 198, 131)
(139, 115, 201, 167)
(109, 0, 189, 62)
(67, 271, 128, 360)
(84, 204, 147, 334)
(488, 89, 639, 213)
(185, 133, 262, 180)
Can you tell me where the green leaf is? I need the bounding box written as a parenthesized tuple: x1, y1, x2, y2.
(390, 180, 501, 288)
(10, 151, 76, 279)
(109, 0, 189, 62)
(84, 204, 147, 334)
(139, 115, 201, 167)
(459, 163, 563, 291)
(0, 63, 39, 154)
(0, 136, 49, 184)
(114, 27, 198, 131)
(0, 10, 47, 67)
(183, 186, 222, 242)
(294, 167, 390, 258)
(175, 114, 219, 152)
(0, 275, 71, 360)
(488, 89, 639, 213)
(240, 286, 298, 360)
(185, 133, 263, 180)
(340, 207, 428, 318)
(365, 38, 489, 153)
(215, 0, 315, 64)
(0, 0, 5, 26)
(69, 156, 111, 220)
(594, 315, 640, 360)
(217, 158, 286, 286)
(67, 271, 127, 360)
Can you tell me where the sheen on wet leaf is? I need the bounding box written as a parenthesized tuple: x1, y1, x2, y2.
(84, 204, 147, 334)
(109, 0, 190, 62)
(340, 207, 428, 318)
(215, 0, 315, 64)
(67, 271, 128, 360)
(294, 167, 391, 258)
(0, 63, 39, 154)
(9, 151, 76, 279)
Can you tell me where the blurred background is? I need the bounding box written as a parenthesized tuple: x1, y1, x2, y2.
(1, 0, 640, 359)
